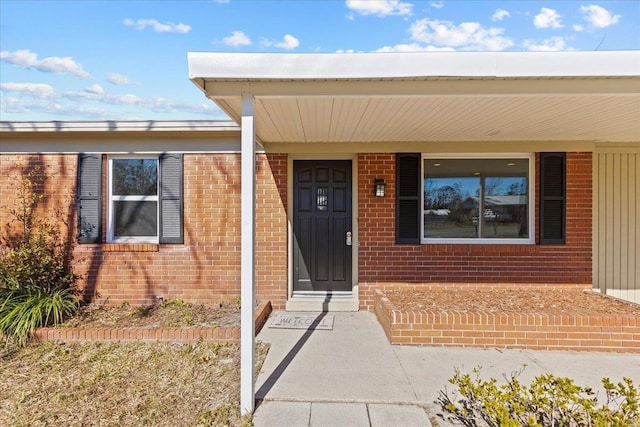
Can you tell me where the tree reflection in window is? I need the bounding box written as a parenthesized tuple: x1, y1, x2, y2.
(423, 158, 529, 240)
(109, 158, 159, 241)
(112, 159, 157, 196)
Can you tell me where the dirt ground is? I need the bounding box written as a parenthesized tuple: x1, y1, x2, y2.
(61, 299, 241, 329)
(384, 288, 640, 316)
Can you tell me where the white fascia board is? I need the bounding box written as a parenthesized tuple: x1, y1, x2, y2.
(0, 120, 240, 133)
(188, 51, 640, 81)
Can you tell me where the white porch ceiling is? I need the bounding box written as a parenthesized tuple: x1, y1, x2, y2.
(189, 52, 640, 144)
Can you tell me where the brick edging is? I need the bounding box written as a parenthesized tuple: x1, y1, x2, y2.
(374, 289, 640, 353)
(34, 301, 273, 344)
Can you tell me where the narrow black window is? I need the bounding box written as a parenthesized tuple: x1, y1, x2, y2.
(396, 153, 421, 244)
(77, 153, 102, 244)
(540, 152, 566, 244)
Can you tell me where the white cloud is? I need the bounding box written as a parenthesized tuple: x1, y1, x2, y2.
(263, 34, 300, 50)
(534, 8, 563, 29)
(430, 1, 443, 9)
(524, 36, 568, 51)
(0, 49, 89, 78)
(0, 82, 56, 98)
(346, 0, 413, 17)
(2, 88, 217, 119)
(573, 24, 584, 32)
(275, 34, 300, 50)
(64, 89, 141, 105)
(580, 5, 620, 28)
(223, 31, 251, 47)
(142, 98, 216, 114)
(375, 43, 454, 52)
(409, 18, 514, 51)
(0, 96, 111, 117)
(63, 87, 217, 113)
(108, 73, 134, 85)
(86, 84, 104, 95)
(492, 9, 510, 22)
(1, 97, 63, 114)
(123, 18, 191, 33)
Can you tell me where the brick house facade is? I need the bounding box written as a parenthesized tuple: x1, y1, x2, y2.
(1, 50, 639, 312)
(357, 152, 593, 310)
(1, 146, 594, 310)
(0, 150, 289, 308)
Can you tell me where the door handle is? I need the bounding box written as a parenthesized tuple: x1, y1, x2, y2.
(346, 231, 352, 246)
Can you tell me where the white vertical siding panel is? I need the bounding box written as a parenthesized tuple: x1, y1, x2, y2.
(593, 153, 601, 291)
(596, 150, 640, 303)
(612, 154, 628, 294)
(605, 153, 615, 289)
(629, 153, 640, 303)
(596, 153, 605, 292)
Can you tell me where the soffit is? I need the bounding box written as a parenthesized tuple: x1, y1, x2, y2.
(188, 52, 640, 144)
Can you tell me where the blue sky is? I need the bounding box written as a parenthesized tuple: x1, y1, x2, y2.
(1, 0, 638, 122)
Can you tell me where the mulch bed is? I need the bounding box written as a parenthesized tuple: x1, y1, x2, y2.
(60, 301, 240, 329)
(384, 288, 640, 315)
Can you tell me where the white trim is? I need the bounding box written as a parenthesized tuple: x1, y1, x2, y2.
(189, 51, 640, 80)
(421, 153, 535, 245)
(239, 89, 256, 416)
(107, 155, 160, 244)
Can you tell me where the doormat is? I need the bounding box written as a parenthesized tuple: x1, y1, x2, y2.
(269, 314, 334, 330)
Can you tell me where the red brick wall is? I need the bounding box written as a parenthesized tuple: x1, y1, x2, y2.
(0, 153, 288, 309)
(358, 152, 593, 310)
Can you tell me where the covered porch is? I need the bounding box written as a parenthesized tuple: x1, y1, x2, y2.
(187, 50, 640, 413)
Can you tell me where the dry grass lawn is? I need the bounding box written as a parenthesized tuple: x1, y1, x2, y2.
(0, 301, 267, 427)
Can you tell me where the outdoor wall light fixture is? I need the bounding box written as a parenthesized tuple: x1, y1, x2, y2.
(374, 179, 386, 197)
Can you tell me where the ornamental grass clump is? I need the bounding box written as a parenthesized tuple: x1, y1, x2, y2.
(1, 165, 80, 346)
(436, 366, 639, 427)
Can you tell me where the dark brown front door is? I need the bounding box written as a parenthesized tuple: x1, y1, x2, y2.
(293, 160, 352, 292)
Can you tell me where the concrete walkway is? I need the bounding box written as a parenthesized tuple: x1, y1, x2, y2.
(252, 311, 640, 426)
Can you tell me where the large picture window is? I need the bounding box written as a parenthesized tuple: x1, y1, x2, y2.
(108, 156, 159, 242)
(422, 155, 534, 244)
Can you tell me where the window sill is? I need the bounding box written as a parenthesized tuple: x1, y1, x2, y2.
(102, 243, 159, 252)
(422, 239, 535, 245)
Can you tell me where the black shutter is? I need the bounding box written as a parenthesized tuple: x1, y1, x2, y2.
(396, 153, 421, 244)
(540, 152, 566, 244)
(159, 153, 183, 244)
(77, 153, 102, 243)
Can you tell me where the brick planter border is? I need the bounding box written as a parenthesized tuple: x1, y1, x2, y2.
(374, 288, 640, 353)
(34, 301, 272, 344)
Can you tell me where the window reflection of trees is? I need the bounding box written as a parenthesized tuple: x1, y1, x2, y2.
(424, 174, 529, 239)
(113, 159, 157, 196)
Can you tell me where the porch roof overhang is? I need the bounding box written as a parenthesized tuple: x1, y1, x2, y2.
(188, 51, 640, 145)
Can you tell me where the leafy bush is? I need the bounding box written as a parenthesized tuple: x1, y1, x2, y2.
(1, 165, 80, 345)
(436, 367, 639, 426)
(0, 277, 79, 346)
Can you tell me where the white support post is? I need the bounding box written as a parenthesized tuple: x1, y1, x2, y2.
(240, 86, 256, 416)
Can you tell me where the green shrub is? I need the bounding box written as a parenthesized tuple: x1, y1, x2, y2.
(1, 165, 80, 345)
(0, 276, 79, 346)
(436, 367, 639, 426)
